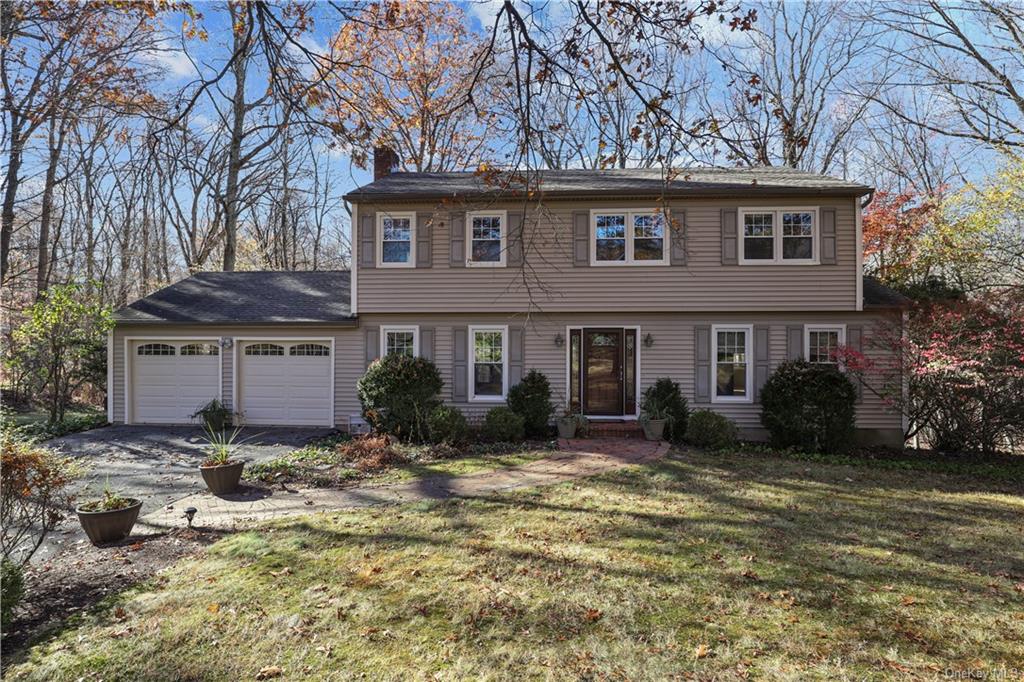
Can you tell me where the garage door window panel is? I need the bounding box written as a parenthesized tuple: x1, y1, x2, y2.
(245, 343, 285, 356)
(290, 343, 330, 356)
(180, 343, 219, 356)
(138, 343, 176, 355)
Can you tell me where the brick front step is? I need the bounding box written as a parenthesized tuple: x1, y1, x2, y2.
(587, 420, 646, 439)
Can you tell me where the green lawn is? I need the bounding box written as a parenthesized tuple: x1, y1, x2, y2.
(2, 405, 107, 441)
(6, 449, 1023, 680)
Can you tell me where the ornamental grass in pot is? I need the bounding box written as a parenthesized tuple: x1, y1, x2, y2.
(76, 486, 142, 546)
(639, 398, 670, 442)
(557, 408, 587, 439)
(199, 425, 246, 495)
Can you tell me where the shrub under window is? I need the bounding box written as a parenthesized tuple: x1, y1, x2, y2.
(357, 354, 443, 443)
(759, 360, 857, 453)
(686, 410, 739, 450)
(481, 406, 525, 442)
(428, 405, 470, 445)
(507, 369, 553, 438)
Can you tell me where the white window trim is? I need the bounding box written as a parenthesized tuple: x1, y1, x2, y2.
(468, 324, 509, 402)
(380, 325, 420, 358)
(466, 210, 507, 267)
(376, 211, 417, 268)
(804, 324, 847, 365)
(738, 207, 819, 265)
(589, 208, 670, 266)
(711, 324, 753, 404)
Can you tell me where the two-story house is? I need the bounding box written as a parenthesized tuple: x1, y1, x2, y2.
(108, 151, 909, 446)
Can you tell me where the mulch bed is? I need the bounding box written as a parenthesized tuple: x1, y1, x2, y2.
(2, 528, 223, 658)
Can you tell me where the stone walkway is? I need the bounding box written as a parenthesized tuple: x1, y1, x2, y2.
(141, 438, 669, 531)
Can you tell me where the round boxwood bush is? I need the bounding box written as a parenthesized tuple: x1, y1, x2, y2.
(357, 354, 443, 443)
(2, 559, 25, 632)
(686, 410, 739, 450)
(640, 378, 689, 442)
(759, 360, 857, 453)
(507, 369, 553, 438)
(428, 405, 470, 445)
(481, 406, 526, 442)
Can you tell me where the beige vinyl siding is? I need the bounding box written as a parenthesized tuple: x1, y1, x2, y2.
(356, 196, 859, 313)
(111, 325, 362, 428)
(358, 310, 903, 433)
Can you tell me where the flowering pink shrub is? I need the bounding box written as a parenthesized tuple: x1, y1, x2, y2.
(839, 291, 1024, 454)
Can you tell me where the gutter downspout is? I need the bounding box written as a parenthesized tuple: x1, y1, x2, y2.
(856, 191, 874, 312)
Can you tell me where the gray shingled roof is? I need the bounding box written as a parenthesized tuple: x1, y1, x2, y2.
(113, 271, 354, 325)
(345, 166, 872, 202)
(863, 276, 912, 308)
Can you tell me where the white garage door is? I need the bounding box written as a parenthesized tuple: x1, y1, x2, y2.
(238, 341, 333, 426)
(131, 341, 221, 424)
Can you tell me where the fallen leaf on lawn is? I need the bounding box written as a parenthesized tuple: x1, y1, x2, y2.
(113, 606, 128, 621)
(207, 603, 220, 614)
(255, 665, 283, 680)
(128, 542, 145, 551)
(584, 608, 603, 623)
(900, 596, 917, 606)
(269, 567, 292, 578)
(695, 643, 710, 659)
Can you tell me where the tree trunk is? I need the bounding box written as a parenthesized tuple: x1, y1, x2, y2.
(36, 115, 68, 298)
(222, 5, 250, 272)
(2, 122, 24, 282)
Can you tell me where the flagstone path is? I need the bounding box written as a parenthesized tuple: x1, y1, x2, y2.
(141, 438, 669, 531)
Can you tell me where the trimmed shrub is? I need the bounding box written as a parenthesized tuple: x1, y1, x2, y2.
(686, 410, 739, 450)
(640, 378, 689, 442)
(1, 558, 24, 631)
(428, 405, 470, 445)
(760, 360, 857, 453)
(507, 369, 553, 438)
(357, 354, 443, 443)
(481, 406, 525, 442)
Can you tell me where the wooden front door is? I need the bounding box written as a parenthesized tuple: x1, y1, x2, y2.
(583, 329, 624, 415)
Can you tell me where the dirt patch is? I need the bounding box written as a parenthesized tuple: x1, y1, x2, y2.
(2, 528, 223, 657)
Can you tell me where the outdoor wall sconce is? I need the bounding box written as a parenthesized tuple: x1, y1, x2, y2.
(643, 333, 654, 348)
(554, 333, 565, 348)
(220, 337, 234, 350)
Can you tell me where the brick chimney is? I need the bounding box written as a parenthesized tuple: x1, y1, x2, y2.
(373, 145, 400, 180)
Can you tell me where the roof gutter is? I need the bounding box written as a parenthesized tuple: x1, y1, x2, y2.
(860, 189, 875, 210)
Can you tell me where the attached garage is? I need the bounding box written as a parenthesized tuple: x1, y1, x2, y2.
(110, 271, 357, 428)
(236, 340, 334, 426)
(128, 339, 222, 424)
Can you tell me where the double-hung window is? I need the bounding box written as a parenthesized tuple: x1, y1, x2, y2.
(469, 325, 507, 400)
(739, 208, 817, 264)
(805, 325, 846, 365)
(381, 326, 419, 358)
(377, 212, 416, 267)
(712, 325, 752, 402)
(467, 211, 506, 266)
(591, 209, 669, 265)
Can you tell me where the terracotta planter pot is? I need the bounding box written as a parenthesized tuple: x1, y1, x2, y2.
(557, 418, 578, 439)
(200, 460, 245, 494)
(642, 419, 666, 441)
(76, 499, 143, 546)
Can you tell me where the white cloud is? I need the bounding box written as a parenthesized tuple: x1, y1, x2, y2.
(149, 47, 197, 80)
(466, 0, 505, 30)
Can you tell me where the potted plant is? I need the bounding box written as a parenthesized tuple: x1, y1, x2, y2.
(199, 425, 246, 494)
(191, 399, 233, 432)
(556, 408, 589, 439)
(76, 485, 142, 546)
(639, 397, 671, 441)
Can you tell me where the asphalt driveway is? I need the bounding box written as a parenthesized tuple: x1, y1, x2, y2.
(35, 424, 332, 560)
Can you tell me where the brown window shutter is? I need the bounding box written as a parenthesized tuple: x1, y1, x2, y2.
(721, 208, 738, 265)
(847, 325, 863, 401)
(416, 212, 433, 267)
(364, 326, 380, 368)
(359, 212, 376, 268)
(420, 327, 435, 362)
(669, 205, 686, 265)
(507, 212, 524, 267)
(449, 212, 465, 267)
(694, 325, 711, 403)
(786, 325, 804, 360)
(753, 325, 770, 402)
(452, 326, 468, 401)
(508, 326, 525, 386)
(820, 207, 837, 265)
(572, 211, 589, 266)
